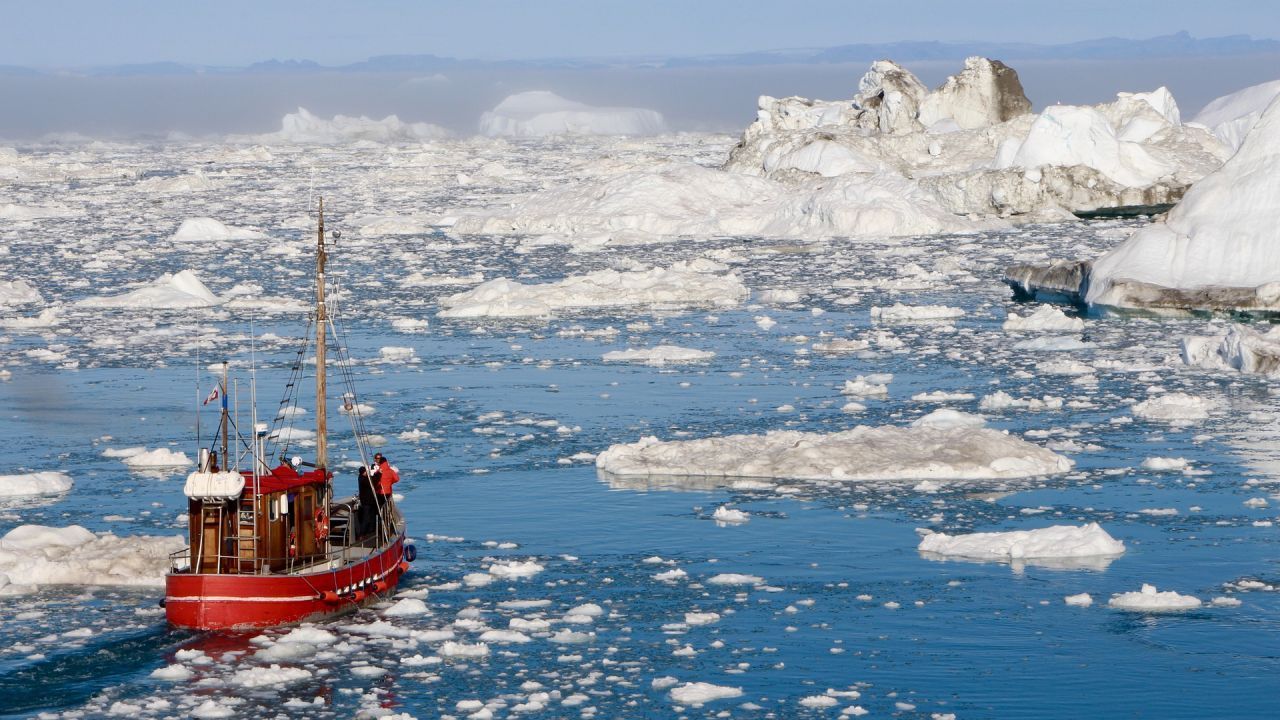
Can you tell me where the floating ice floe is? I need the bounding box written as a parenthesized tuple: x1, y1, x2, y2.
(669, 682, 744, 706)
(871, 304, 965, 322)
(171, 217, 267, 243)
(0, 524, 183, 595)
(122, 448, 193, 468)
(437, 260, 748, 318)
(479, 91, 667, 137)
(596, 417, 1072, 483)
(0, 471, 72, 498)
(1130, 393, 1214, 422)
(918, 522, 1125, 570)
(77, 270, 222, 309)
(602, 345, 716, 366)
(1108, 584, 1202, 611)
(0, 279, 43, 306)
(1182, 324, 1280, 376)
(1002, 305, 1084, 332)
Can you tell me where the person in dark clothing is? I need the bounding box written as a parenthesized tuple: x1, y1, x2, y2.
(356, 465, 378, 540)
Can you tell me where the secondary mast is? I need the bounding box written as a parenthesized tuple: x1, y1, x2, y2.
(315, 198, 328, 470)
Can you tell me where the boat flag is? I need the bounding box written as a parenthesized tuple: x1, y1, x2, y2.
(202, 387, 220, 406)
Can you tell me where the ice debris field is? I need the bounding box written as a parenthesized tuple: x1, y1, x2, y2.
(2, 62, 1280, 719)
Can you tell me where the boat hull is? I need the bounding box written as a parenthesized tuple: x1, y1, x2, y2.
(164, 535, 408, 630)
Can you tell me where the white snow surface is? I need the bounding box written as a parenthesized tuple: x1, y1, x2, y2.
(1193, 78, 1280, 152)
(1108, 584, 1202, 611)
(479, 91, 667, 137)
(0, 471, 73, 497)
(0, 525, 183, 592)
(1087, 93, 1280, 308)
(437, 261, 748, 318)
(77, 270, 221, 309)
(918, 523, 1125, 563)
(597, 422, 1072, 482)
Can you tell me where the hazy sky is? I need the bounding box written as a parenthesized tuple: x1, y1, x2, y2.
(4, 0, 1280, 67)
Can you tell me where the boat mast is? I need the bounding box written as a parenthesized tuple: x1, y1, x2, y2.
(219, 362, 229, 470)
(315, 198, 328, 470)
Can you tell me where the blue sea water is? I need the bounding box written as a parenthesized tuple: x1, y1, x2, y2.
(0, 141, 1278, 719)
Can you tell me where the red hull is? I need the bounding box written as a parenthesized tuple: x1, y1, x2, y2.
(165, 536, 408, 630)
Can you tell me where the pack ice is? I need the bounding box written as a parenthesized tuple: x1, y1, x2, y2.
(0, 524, 183, 595)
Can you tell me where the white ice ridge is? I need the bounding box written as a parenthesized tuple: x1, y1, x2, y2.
(918, 523, 1125, 564)
(171, 217, 267, 243)
(602, 345, 716, 366)
(1086, 93, 1280, 310)
(453, 161, 1002, 240)
(1192, 78, 1280, 152)
(76, 269, 221, 309)
(0, 471, 73, 497)
(479, 91, 667, 137)
(437, 260, 748, 318)
(1108, 584, 1202, 611)
(1182, 324, 1280, 376)
(596, 417, 1072, 483)
(248, 107, 449, 144)
(0, 525, 183, 595)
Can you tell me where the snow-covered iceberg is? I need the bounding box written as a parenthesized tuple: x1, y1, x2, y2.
(1192, 78, 1280, 152)
(76, 270, 222, 309)
(1108, 584, 1201, 611)
(918, 522, 1125, 570)
(1081, 94, 1280, 310)
(724, 58, 1225, 220)
(479, 91, 667, 137)
(437, 260, 748, 318)
(596, 419, 1072, 484)
(250, 107, 449, 144)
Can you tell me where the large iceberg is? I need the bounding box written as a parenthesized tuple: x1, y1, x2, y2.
(1082, 93, 1280, 310)
(251, 107, 449, 144)
(479, 91, 667, 137)
(1192, 78, 1280, 152)
(724, 58, 1226, 219)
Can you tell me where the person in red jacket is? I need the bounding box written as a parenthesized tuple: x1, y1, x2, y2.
(370, 453, 399, 541)
(373, 453, 399, 495)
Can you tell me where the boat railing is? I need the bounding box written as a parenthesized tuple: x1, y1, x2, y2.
(168, 515, 405, 576)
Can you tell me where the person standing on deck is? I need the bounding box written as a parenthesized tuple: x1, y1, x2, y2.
(372, 453, 399, 539)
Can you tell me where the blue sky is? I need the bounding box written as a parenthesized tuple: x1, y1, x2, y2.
(3, 0, 1279, 67)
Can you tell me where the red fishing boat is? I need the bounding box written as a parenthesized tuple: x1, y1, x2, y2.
(164, 199, 413, 630)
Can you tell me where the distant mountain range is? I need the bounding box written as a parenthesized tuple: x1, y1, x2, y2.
(4, 31, 1277, 77)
